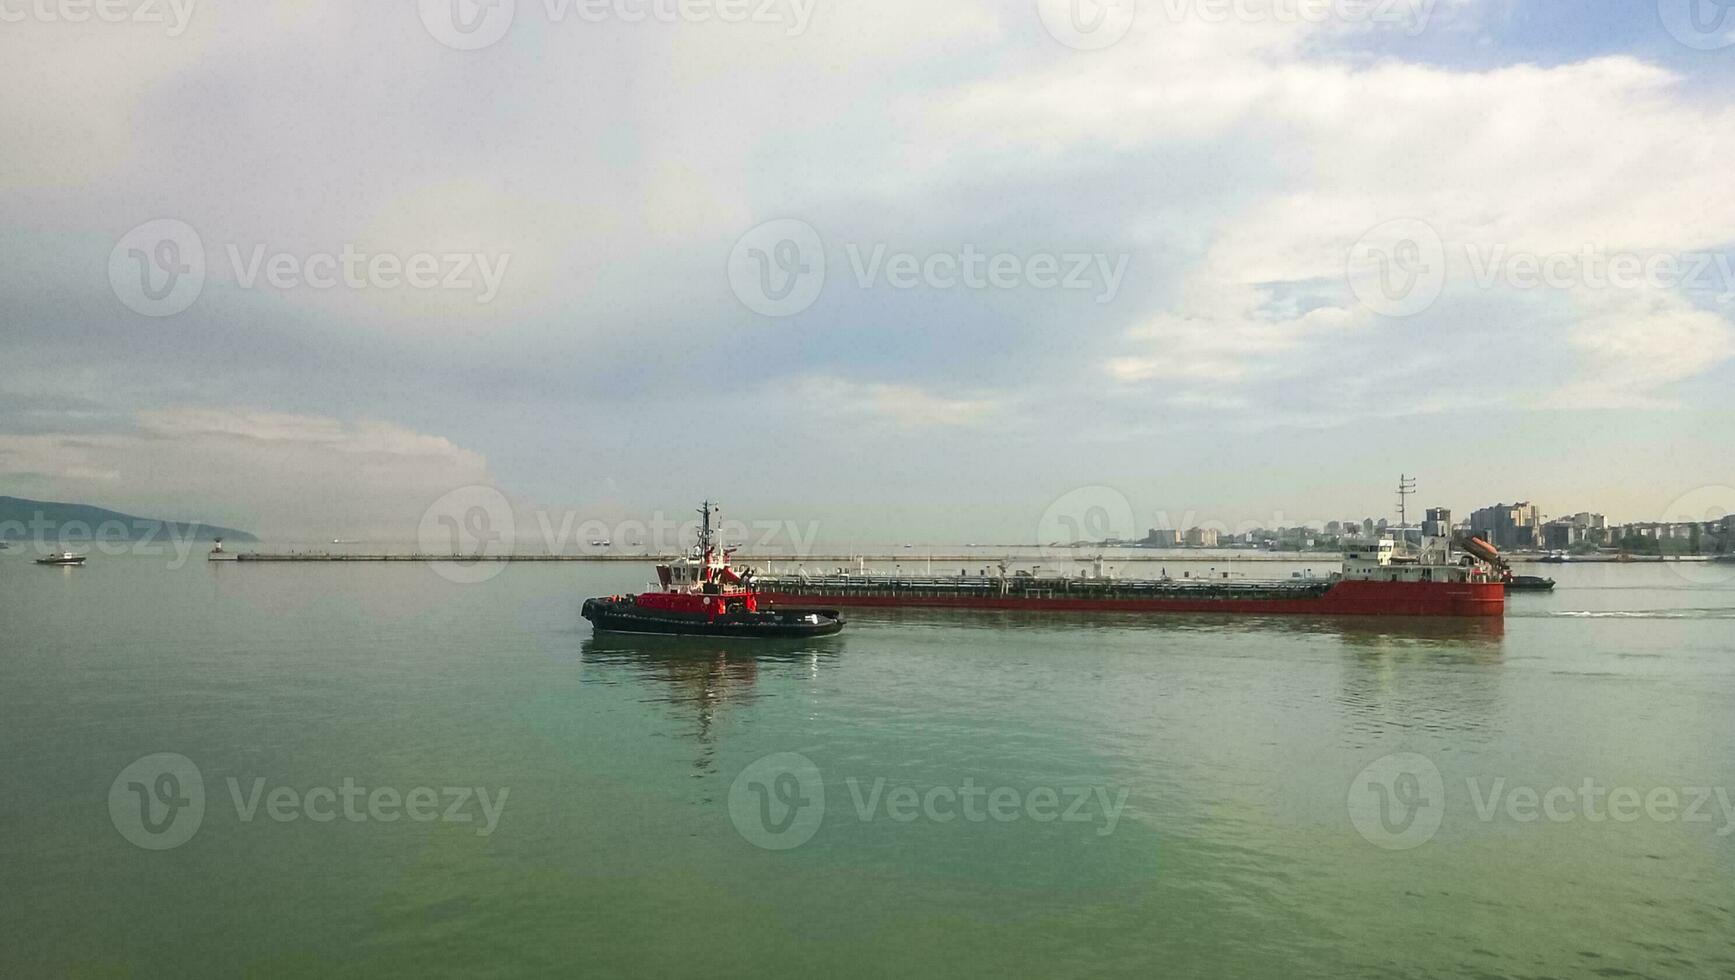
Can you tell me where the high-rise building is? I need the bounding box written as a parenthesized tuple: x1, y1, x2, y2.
(1469, 502, 1542, 550)
(1184, 527, 1220, 548)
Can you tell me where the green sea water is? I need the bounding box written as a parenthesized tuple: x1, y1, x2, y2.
(3, 556, 1733, 978)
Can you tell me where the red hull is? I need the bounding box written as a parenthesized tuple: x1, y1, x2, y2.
(761, 579, 1504, 618)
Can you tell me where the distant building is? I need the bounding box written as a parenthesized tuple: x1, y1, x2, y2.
(1543, 520, 1584, 550)
(1362, 518, 1376, 537)
(1423, 507, 1452, 538)
(1184, 527, 1220, 548)
(1469, 502, 1542, 550)
(1143, 528, 1182, 547)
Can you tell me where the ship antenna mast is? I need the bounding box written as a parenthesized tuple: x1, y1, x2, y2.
(697, 500, 716, 556)
(1396, 474, 1416, 530)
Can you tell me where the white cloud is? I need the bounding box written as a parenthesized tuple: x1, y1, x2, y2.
(784, 377, 1002, 429)
(0, 409, 491, 536)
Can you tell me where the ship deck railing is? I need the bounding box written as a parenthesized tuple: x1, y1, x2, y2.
(754, 573, 1338, 599)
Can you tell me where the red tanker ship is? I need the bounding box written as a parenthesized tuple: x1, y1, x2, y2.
(751, 507, 1505, 619)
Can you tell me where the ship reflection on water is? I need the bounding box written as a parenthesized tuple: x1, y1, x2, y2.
(577, 634, 844, 775)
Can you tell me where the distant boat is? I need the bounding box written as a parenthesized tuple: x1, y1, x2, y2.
(1538, 553, 1570, 564)
(589, 539, 611, 547)
(35, 552, 86, 566)
(1507, 574, 1555, 592)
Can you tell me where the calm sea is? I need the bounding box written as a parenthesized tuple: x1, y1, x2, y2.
(3, 555, 1733, 978)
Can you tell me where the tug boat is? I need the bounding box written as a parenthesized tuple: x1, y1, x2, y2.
(35, 552, 86, 566)
(582, 503, 845, 638)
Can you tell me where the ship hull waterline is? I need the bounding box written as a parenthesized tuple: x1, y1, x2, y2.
(581, 600, 846, 638)
(756, 580, 1505, 618)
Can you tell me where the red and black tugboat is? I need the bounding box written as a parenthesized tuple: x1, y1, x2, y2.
(582, 503, 845, 638)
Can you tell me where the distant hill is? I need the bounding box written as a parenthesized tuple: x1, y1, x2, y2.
(0, 496, 258, 542)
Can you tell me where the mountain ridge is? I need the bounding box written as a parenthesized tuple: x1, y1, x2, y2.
(0, 495, 259, 542)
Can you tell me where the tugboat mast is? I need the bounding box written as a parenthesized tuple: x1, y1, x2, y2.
(697, 500, 717, 557)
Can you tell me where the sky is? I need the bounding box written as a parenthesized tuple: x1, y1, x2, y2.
(2, 0, 1733, 546)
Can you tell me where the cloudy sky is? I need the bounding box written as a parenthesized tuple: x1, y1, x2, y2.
(2, 0, 1733, 543)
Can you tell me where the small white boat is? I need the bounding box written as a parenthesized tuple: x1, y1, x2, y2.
(35, 552, 86, 566)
